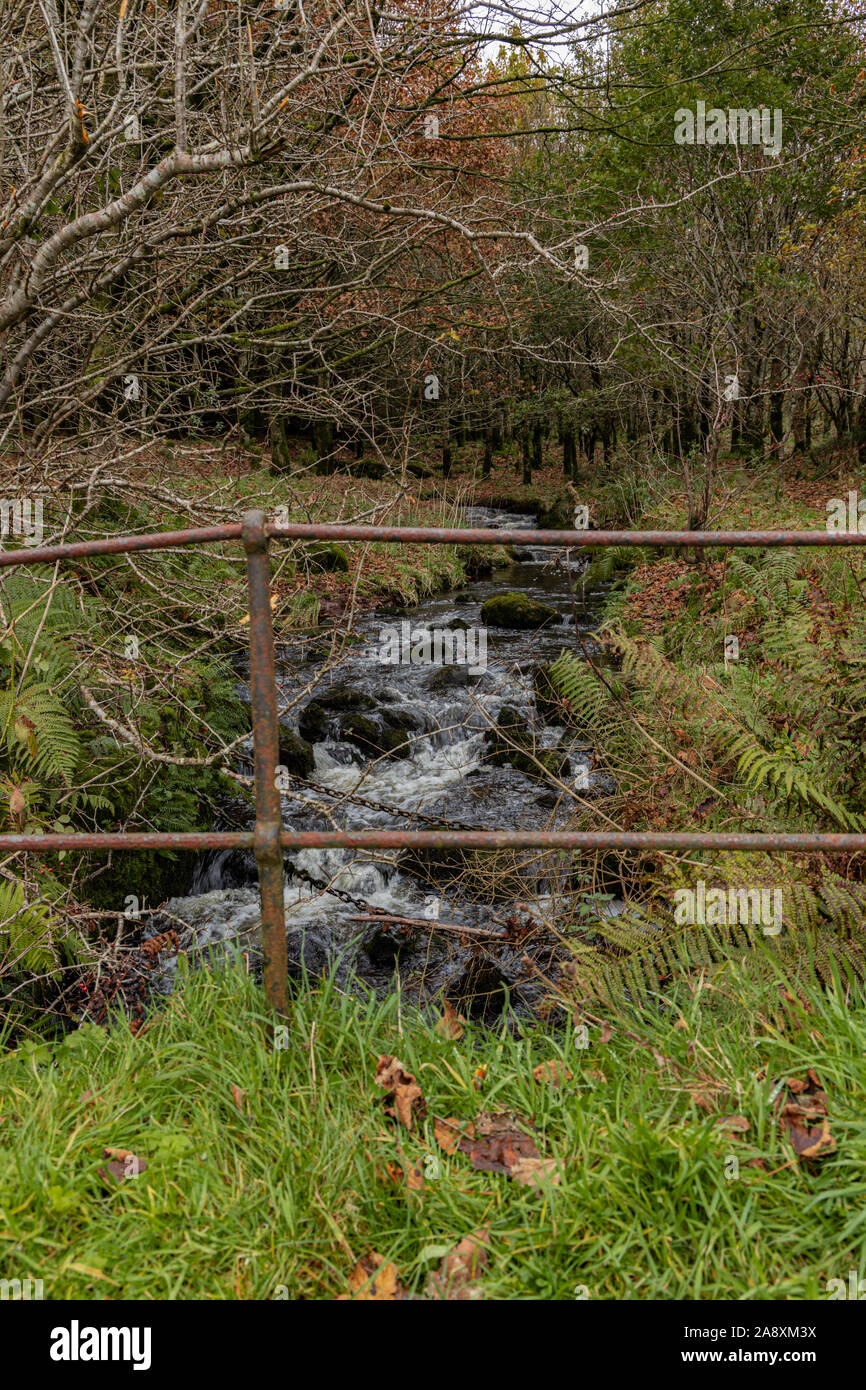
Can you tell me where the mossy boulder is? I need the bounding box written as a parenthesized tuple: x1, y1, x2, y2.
(536, 497, 573, 530)
(484, 705, 569, 780)
(427, 664, 471, 692)
(533, 663, 563, 720)
(317, 684, 376, 713)
(304, 542, 350, 573)
(298, 700, 329, 744)
(277, 730, 316, 778)
(381, 708, 423, 749)
(480, 592, 560, 630)
(341, 707, 421, 758)
(341, 714, 381, 754)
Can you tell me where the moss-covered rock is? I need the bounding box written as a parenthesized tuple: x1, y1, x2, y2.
(340, 713, 387, 756)
(298, 700, 329, 744)
(317, 683, 376, 713)
(304, 542, 350, 573)
(480, 592, 560, 630)
(533, 663, 563, 720)
(278, 730, 316, 778)
(427, 664, 471, 692)
(484, 705, 569, 780)
(536, 497, 573, 530)
(341, 707, 421, 758)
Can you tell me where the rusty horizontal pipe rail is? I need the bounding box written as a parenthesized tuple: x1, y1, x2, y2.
(2, 522, 866, 570)
(1, 830, 865, 852)
(0, 523, 244, 568)
(268, 523, 866, 549)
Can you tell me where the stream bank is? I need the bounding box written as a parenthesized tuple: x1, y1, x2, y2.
(148, 507, 617, 1020)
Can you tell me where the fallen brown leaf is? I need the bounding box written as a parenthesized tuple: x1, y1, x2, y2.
(532, 1060, 573, 1087)
(435, 999, 465, 1041)
(375, 1054, 426, 1131)
(458, 1110, 560, 1185)
(433, 1115, 473, 1153)
(714, 1116, 750, 1136)
(427, 1230, 489, 1301)
(775, 1070, 836, 1161)
(509, 1155, 563, 1188)
(98, 1147, 147, 1184)
(230, 1084, 246, 1113)
(341, 1252, 404, 1301)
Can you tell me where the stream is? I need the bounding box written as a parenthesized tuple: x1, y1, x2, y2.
(148, 506, 615, 1020)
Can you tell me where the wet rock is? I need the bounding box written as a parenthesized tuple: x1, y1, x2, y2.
(480, 591, 559, 630)
(340, 712, 419, 758)
(484, 705, 570, 780)
(536, 496, 573, 530)
(533, 663, 563, 720)
(304, 541, 350, 572)
(427, 664, 471, 692)
(278, 729, 316, 777)
(381, 706, 423, 733)
(317, 683, 376, 713)
(341, 713, 381, 754)
(298, 700, 329, 743)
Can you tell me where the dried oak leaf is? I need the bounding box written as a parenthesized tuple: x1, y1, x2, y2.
(434, 1115, 474, 1154)
(98, 1147, 147, 1185)
(435, 999, 466, 1041)
(427, 1230, 490, 1301)
(775, 1070, 836, 1161)
(714, 1116, 750, 1137)
(340, 1252, 406, 1301)
(375, 1054, 426, 1131)
(459, 1111, 562, 1186)
(532, 1060, 573, 1087)
(384, 1160, 425, 1195)
(510, 1155, 563, 1188)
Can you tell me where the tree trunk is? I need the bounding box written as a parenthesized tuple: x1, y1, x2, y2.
(269, 414, 292, 471)
(562, 426, 575, 476)
(522, 427, 532, 486)
(532, 422, 543, 473)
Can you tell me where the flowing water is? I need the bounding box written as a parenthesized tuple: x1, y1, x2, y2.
(149, 507, 614, 1018)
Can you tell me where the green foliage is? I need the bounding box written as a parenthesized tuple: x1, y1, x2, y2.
(2, 960, 865, 1299)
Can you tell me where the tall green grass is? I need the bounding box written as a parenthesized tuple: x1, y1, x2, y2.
(1, 952, 864, 1300)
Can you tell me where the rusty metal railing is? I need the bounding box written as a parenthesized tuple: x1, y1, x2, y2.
(3, 510, 866, 1016)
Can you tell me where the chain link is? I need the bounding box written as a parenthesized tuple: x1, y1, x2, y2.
(290, 863, 403, 922)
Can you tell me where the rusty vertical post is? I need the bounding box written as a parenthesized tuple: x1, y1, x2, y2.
(242, 509, 289, 1017)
